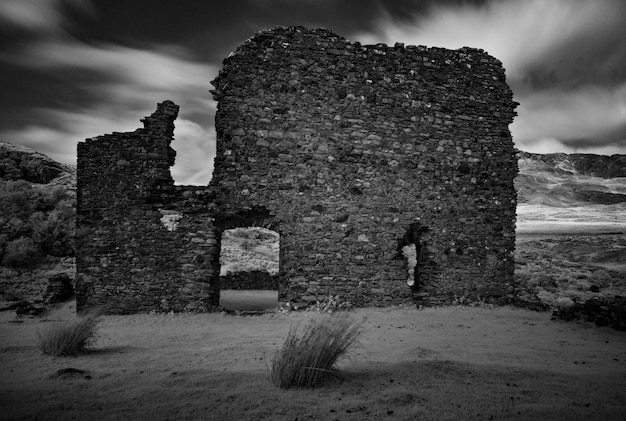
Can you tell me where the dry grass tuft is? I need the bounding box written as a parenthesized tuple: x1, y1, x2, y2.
(37, 313, 100, 356)
(271, 314, 361, 388)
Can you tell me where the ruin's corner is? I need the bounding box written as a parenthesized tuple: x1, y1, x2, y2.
(76, 26, 518, 314)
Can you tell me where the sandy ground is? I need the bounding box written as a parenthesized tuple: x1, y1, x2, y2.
(2, 216, 625, 420)
(1, 299, 625, 421)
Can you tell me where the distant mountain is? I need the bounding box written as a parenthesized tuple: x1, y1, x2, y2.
(515, 152, 626, 207)
(518, 152, 626, 178)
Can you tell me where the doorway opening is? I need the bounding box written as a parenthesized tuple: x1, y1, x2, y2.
(218, 226, 280, 312)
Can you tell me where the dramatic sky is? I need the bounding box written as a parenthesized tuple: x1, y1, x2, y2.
(1, 0, 625, 184)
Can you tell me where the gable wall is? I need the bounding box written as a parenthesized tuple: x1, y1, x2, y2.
(209, 27, 518, 306)
(76, 26, 518, 313)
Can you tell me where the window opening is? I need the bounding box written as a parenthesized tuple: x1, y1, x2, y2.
(402, 243, 418, 287)
(397, 222, 428, 290)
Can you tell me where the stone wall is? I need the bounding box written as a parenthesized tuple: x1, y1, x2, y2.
(76, 26, 518, 313)
(76, 101, 219, 313)
(210, 26, 518, 307)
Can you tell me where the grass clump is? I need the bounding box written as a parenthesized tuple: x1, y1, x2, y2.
(38, 313, 100, 356)
(271, 314, 361, 388)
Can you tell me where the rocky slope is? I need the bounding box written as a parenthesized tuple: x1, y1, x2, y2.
(0, 141, 76, 308)
(518, 151, 626, 178)
(220, 227, 279, 276)
(0, 141, 74, 184)
(515, 151, 626, 207)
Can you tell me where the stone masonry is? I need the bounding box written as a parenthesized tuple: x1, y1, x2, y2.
(76, 26, 518, 313)
(76, 102, 220, 313)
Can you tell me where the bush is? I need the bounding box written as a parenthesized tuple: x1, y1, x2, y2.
(0, 233, 7, 258)
(33, 185, 67, 212)
(31, 202, 75, 257)
(37, 313, 100, 356)
(2, 216, 30, 239)
(0, 180, 75, 265)
(1, 287, 24, 301)
(271, 314, 361, 388)
(2, 237, 41, 268)
(0, 180, 34, 217)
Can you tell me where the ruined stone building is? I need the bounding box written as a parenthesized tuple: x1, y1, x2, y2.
(76, 26, 518, 314)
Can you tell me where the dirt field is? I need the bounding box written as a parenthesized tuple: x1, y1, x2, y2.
(2, 218, 626, 420)
(515, 222, 625, 310)
(1, 298, 625, 420)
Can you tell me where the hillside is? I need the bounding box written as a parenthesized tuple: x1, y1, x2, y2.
(220, 227, 279, 275)
(0, 141, 74, 184)
(0, 142, 76, 308)
(518, 151, 626, 178)
(515, 151, 626, 207)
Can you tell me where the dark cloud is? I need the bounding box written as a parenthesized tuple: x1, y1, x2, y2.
(1, 26, 218, 182)
(59, 0, 486, 60)
(354, 0, 626, 155)
(510, 1, 626, 93)
(0, 0, 624, 184)
(59, 0, 383, 61)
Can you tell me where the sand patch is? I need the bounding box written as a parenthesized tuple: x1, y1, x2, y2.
(1, 303, 625, 420)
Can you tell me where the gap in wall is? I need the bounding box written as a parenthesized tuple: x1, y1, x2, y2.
(218, 227, 280, 311)
(402, 243, 418, 287)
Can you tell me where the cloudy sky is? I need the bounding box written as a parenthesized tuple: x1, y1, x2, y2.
(1, 0, 624, 185)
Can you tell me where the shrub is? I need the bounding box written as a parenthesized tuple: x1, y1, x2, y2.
(0, 180, 34, 217)
(37, 313, 100, 356)
(0, 233, 7, 258)
(31, 204, 75, 257)
(0, 180, 75, 264)
(2, 237, 41, 268)
(1, 287, 24, 301)
(271, 314, 361, 388)
(33, 185, 67, 212)
(2, 216, 31, 239)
